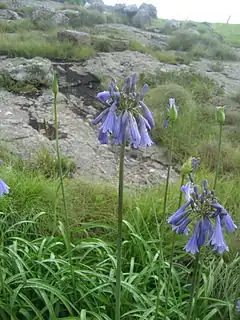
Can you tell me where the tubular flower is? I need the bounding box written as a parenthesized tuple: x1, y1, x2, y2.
(92, 74, 154, 148)
(168, 179, 237, 254)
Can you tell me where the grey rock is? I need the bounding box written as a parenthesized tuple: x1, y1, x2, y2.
(1, 57, 53, 86)
(187, 28, 200, 36)
(52, 12, 69, 26)
(57, 30, 91, 45)
(124, 4, 138, 16)
(139, 3, 157, 19)
(59, 9, 80, 18)
(85, 0, 105, 12)
(31, 6, 54, 20)
(113, 3, 126, 12)
(132, 9, 151, 29)
(0, 9, 20, 20)
(164, 19, 181, 30)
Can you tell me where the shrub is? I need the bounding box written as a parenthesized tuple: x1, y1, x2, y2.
(69, 8, 106, 27)
(168, 29, 199, 51)
(208, 61, 224, 72)
(0, 19, 35, 33)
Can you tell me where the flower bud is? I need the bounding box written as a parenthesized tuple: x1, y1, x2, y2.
(216, 106, 225, 125)
(181, 157, 192, 175)
(169, 105, 178, 121)
(52, 72, 58, 95)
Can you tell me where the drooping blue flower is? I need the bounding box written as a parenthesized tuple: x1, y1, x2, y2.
(168, 179, 237, 254)
(210, 215, 229, 254)
(0, 179, 9, 197)
(92, 73, 154, 148)
(236, 300, 240, 312)
(184, 221, 201, 254)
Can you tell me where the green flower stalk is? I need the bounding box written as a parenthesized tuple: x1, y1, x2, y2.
(52, 72, 76, 295)
(163, 157, 200, 320)
(92, 74, 154, 320)
(213, 106, 225, 189)
(155, 98, 179, 320)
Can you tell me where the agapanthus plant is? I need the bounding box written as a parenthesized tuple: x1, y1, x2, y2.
(92, 73, 154, 147)
(168, 179, 237, 254)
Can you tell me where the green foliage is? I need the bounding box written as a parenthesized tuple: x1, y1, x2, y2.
(92, 37, 129, 52)
(69, 8, 106, 28)
(0, 72, 39, 93)
(0, 33, 95, 60)
(32, 149, 76, 179)
(168, 29, 238, 60)
(213, 23, 240, 47)
(0, 19, 35, 33)
(0, 2, 8, 9)
(208, 61, 224, 72)
(0, 160, 239, 318)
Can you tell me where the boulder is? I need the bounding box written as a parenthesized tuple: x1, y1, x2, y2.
(164, 19, 181, 30)
(132, 9, 151, 29)
(139, 3, 157, 19)
(124, 4, 138, 17)
(52, 12, 69, 26)
(85, 0, 105, 12)
(32, 7, 54, 20)
(113, 3, 126, 12)
(1, 57, 53, 87)
(0, 9, 20, 20)
(57, 30, 91, 45)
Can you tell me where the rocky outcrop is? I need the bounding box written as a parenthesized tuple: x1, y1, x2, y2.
(132, 9, 151, 28)
(139, 3, 157, 19)
(0, 55, 179, 186)
(52, 11, 69, 26)
(85, 0, 105, 12)
(57, 30, 91, 45)
(124, 4, 138, 17)
(0, 9, 20, 20)
(0, 57, 53, 87)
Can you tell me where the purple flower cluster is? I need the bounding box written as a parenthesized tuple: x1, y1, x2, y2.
(168, 180, 237, 254)
(92, 74, 154, 148)
(0, 161, 9, 198)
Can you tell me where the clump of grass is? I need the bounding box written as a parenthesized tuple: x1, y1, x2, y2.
(0, 19, 35, 33)
(92, 36, 129, 52)
(0, 33, 95, 60)
(32, 148, 76, 179)
(213, 22, 240, 48)
(0, 2, 8, 9)
(208, 61, 224, 72)
(0, 72, 40, 93)
(138, 70, 223, 103)
(230, 90, 240, 104)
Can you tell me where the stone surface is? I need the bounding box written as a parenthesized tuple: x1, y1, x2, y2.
(164, 19, 181, 30)
(0, 9, 20, 20)
(132, 9, 151, 29)
(57, 30, 91, 45)
(124, 4, 138, 16)
(83, 50, 187, 79)
(0, 57, 53, 86)
(139, 3, 157, 19)
(51, 11, 69, 26)
(31, 6, 54, 20)
(85, 0, 104, 12)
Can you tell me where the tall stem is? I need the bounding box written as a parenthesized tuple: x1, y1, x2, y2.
(115, 140, 126, 320)
(213, 124, 223, 190)
(163, 123, 175, 217)
(53, 92, 76, 295)
(155, 122, 175, 320)
(163, 174, 185, 320)
(187, 252, 201, 320)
